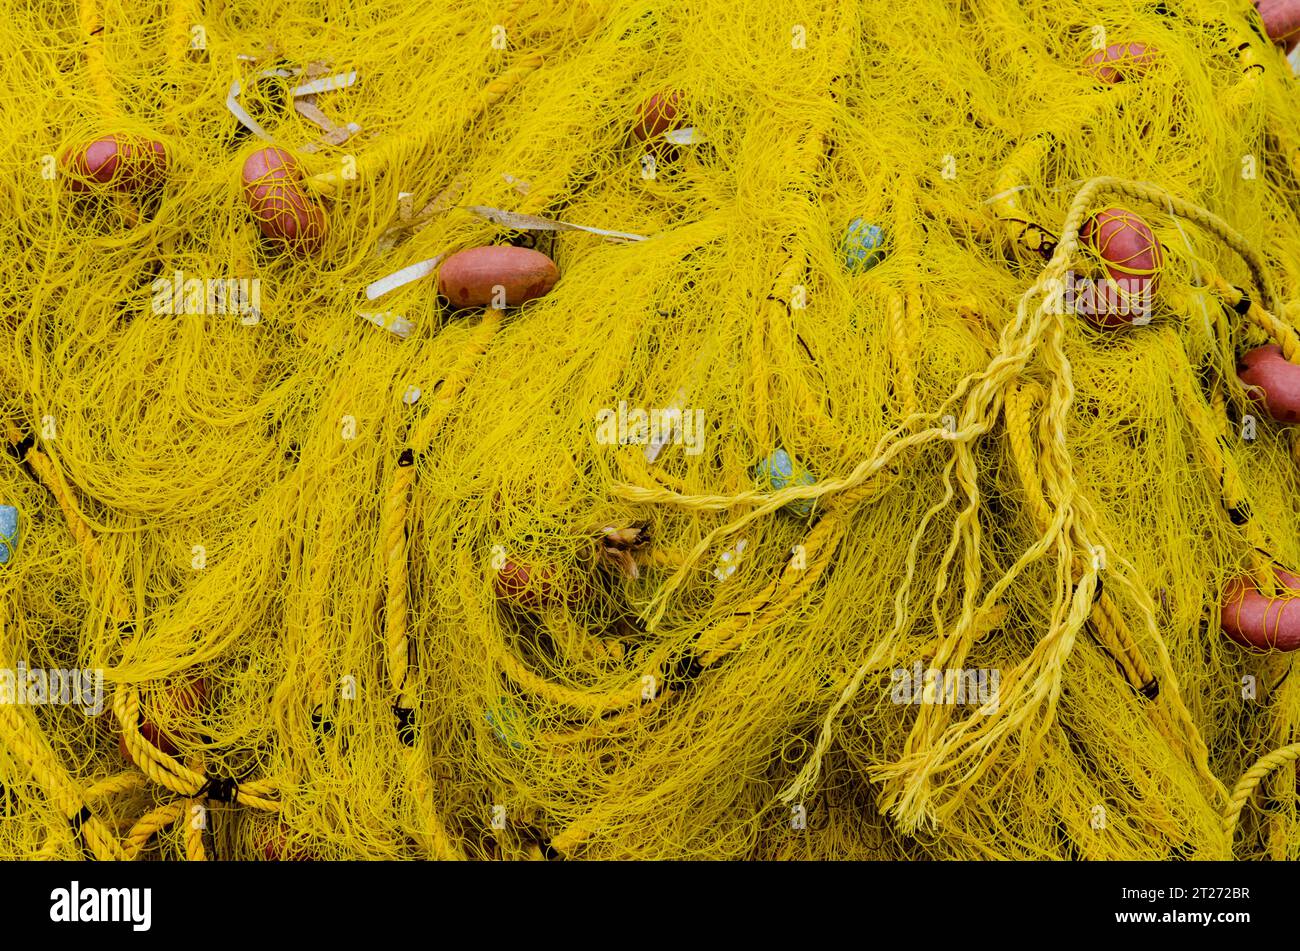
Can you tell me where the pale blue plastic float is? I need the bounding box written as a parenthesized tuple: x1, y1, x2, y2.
(0, 505, 17, 565)
(842, 218, 887, 273)
(485, 701, 524, 750)
(754, 448, 816, 518)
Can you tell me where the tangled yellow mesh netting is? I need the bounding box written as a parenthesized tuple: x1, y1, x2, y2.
(2, 0, 1300, 861)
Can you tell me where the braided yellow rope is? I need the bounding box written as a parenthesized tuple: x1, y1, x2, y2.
(1004, 381, 1154, 693)
(79, 0, 117, 118)
(0, 701, 125, 860)
(1223, 741, 1300, 844)
(383, 462, 415, 701)
(123, 801, 183, 860)
(303, 509, 335, 710)
(549, 0, 866, 859)
(19, 442, 131, 622)
(1163, 328, 1278, 590)
(892, 183, 921, 417)
(616, 445, 688, 496)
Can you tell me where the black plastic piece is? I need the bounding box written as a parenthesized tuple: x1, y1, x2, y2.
(310, 708, 334, 735)
(6, 431, 34, 462)
(665, 655, 704, 692)
(69, 804, 92, 833)
(393, 705, 417, 746)
(200, 774, 239, 803)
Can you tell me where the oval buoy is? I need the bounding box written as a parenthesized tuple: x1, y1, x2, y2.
(241, 147, 327, 253)
(1079, 206, 1162, 327)
(1083, 42, 1157, 84)
(1221, 567, 1300, 652)
(62, 134, 167, 193)
(438, 246, 559, 309)
(1238, 345, 1300, 424)
(634, 92, 683, 143)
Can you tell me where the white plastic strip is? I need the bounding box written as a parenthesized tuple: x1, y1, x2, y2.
(465, 205, 646, 243)
(662, 127, 700, 145)
(226, 69, 298, 141)
(225, 79, 274, 141)
(644, 388, 689, 463)
(365, 256, 443, 300)
(983, 184, 1028, 205)
(292, 71, 358, 97)
(357, 310, 413, 338)
(502, 173, 532, 194)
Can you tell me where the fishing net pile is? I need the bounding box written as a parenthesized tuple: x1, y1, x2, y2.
(1, 0, 1299, 860)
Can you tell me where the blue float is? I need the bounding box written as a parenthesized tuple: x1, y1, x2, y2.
(485, 702, 524, 750)
(754, 448, 816, 517)
(0, 506, 18, 565)
(842, 218, 887, 273)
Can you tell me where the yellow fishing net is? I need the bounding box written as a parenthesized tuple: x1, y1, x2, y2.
(1, 0, 1298, 861)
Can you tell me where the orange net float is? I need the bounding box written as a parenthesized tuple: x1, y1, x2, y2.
(1221, 567, 1300, 652)
(1238, 344, 1300, 423)
(436, 246, 558, 310)
(492, 559, 566, 611)
(1077, 206, 1164, 328)
(633, 91, 683, 143)
(60, 133, 167, 193)
(1083, 42, 1159, 85)
(117, 677, 209, 765)
(240, 146, 327, 254)
(260, 822, 312, 862)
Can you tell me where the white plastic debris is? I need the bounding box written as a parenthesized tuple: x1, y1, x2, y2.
(365, 256, 444, 300)
(292, 71, 358, 97)
(712, 539, 748, 582)
(465, 205, 645, 243)
(357, 310, 414, 338)
(644, 388, 689, 463)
